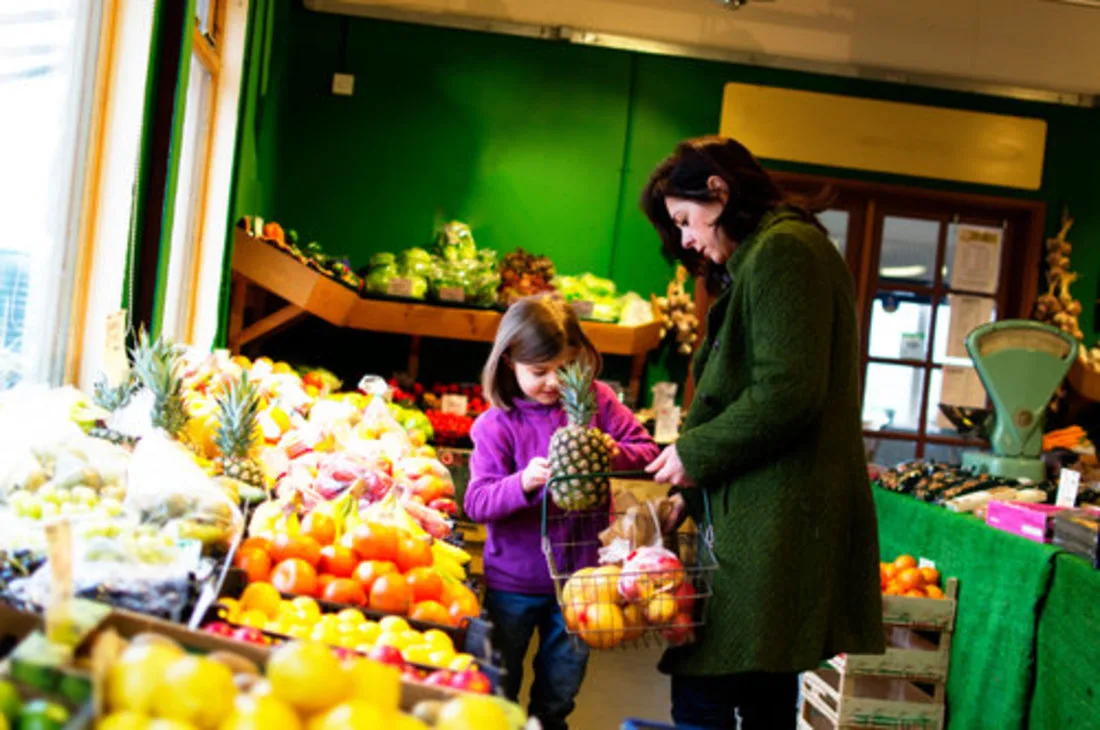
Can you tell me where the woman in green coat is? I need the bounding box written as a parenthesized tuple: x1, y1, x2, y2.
(641, 137, 884, 729)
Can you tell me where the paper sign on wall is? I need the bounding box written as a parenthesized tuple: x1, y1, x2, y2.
(951, 224, 1003, 294)
(946, 295, 995, 359)
(441, 394, 469, 415)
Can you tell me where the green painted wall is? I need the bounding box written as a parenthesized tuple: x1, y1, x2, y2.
(232, 4, 1100, 402)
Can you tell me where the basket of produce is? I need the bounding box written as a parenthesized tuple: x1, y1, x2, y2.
(540, 470, 717, 650)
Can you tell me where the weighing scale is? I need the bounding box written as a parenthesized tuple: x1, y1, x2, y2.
(961, 319, 1078, 482)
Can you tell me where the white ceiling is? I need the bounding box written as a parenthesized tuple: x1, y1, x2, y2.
(308, 0, 1100, 101)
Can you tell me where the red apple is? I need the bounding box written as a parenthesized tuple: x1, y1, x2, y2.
(203, 621, 235, 638)
(367, 645, 406, 668)
(661, 613, 695, 647)
(674, 581, 696, 616)
(425, 670, 455, 687)
(450, 670, 492, 695)
(232, 626, 266, 645)
(402, 666, 427, 683)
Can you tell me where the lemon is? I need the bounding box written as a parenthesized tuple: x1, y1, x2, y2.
(378, 617, 409, 634)
(107, 644, 182, 714)
(448, 654, 477, 672)
(374, 632, 409, 651)
(219, 693, 302, 730)
(422, 630, 454, 652)
(428, 649, 456, 667)
(394, 714, 430, 730)
(237, 610, 269, 630)
(147, 721, 199, 730)
(291, 597, 321, 623)
(436, 697, 510, 730)
(97, 711, 151, 730)
(152, 656, 236, 730)
(401, 646, 434, 666)
(216, 598, 241, 622)
(344, 659, 400, 712)
(336, 609, 365, 625)
(355, 623, 381, 644)
(267, 642, 349, 714)
(306, 701, 390, 730)
(240, 583, 282, 619)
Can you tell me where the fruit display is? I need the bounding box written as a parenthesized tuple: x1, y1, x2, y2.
(554, 272, 622, 323)
(0, 674, 86, 730)
(548, 363, 613, 511)
(243, 217, 364, 293)
(875, 461, 1050, 506)
(654, 265, 699, 356)
(879, 554, 947, 599)
(497, 248, 556, 306)
(210, 374, 266, 496)
(424, 412, 475, 448)
(364, 251, 430, 301)
(206, 591, 486, 675)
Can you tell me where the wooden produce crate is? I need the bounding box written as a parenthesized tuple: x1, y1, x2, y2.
(799, 578, 958, 729)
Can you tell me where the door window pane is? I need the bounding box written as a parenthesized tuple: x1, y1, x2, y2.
(924, 442, 969, 466)
(863, 363, 926, 433)
(865, 438, 917, 468)
(932, 295, 997, 365)
(869, 291, 933, 361)
(818, 209, 849, 254)
(926, 365, 989, 437)
(880, 216, 940, 287)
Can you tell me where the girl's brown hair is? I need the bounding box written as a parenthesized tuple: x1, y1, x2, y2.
(640, 135, 830, 292)
(482, 295, 602, 410)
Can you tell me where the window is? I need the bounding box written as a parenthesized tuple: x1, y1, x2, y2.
(0, 0, 102, 386)
(774, 173, 1045, 462)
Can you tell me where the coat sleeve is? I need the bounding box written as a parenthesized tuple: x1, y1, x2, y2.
(464, 413, 540, 523)
(595, 383, 662, 471)
(676, 232, 834, 486)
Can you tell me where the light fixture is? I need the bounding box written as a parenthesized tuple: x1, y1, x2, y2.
(881, 265, 928, 278)
(714, 0, 776, 9)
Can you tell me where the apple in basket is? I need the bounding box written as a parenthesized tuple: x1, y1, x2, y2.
(618, 546, 686, 603)
(562, 565, 623, 607)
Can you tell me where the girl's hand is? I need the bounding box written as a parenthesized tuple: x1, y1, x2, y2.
(522, 457, 551, 494)
(646, 445, 695, 487)
(601, 433, 621, 460)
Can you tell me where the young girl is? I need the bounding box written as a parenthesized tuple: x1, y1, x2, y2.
(465, 295, 660, 730)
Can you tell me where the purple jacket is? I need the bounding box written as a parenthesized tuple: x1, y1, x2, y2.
(465, 381, 661, 595)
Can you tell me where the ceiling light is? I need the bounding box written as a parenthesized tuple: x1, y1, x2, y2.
(881, 265, 928, 278)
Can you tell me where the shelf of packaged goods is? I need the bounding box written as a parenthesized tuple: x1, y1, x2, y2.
(229, 229, 664, 399)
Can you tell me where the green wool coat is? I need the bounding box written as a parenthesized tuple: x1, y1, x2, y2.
(662, 207, 885, 676)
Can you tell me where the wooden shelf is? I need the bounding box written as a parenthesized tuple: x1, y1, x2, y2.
(228, 229, 664, 399)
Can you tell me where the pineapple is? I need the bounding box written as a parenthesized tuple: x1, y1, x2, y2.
(130, 329, 190, 439)
(88, 371, 141, 445)
(548, 362, 612, 511)
(212, 372, 266, 495)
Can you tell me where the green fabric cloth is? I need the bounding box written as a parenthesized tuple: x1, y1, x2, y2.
(662, 207, 884, 676)
(1029, 552, 1100, 729)
(874, 489, 1059, 730)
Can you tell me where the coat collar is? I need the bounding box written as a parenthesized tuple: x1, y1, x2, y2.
(724, 206, 804, 278)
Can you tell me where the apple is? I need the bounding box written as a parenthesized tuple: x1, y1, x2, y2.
(425, 670, 456, 687)
(232, 626, 267, 645)
(620, 547, 685, 601)
(368, 645, 406, 667)
(450, 670, 492, 695)
(204, 622, 236, 638)
(403, 666, 426, 683)
(661, 613, 695, 647)
(644, 594, 678, 625)
(673, 580, 696, 617)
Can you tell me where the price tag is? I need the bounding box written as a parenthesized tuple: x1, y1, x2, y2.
(103, 310, 129, 386)
(571, 300, 594, 319)
(918, 557, 936, 570)
(1056, 468, 1081, 508)
(91, 629, 123, 717)
(387, 278, 414, 297)
(438, 287, 465, 303)
(45, 520, 74, 645)
(441, 394, 469, 415)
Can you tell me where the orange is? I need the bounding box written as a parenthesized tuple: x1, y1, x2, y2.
(904, 588, 926, 598)
(410, 600, 454, 626)
(348, 523, 399, 563)
(881, 564, 899, 582)
(883, 581, 903, 596)
(318, 545, 358, 578)
(444, 583, 481, 623)
(395, 536, 434, 574)
(406, 567, 444, 604)
(896, 568, 923, 591)
(353, 560, 398, 593)
(323, 578, 368, 607)
(240, 536, 273, 556)
(236, 547, 273, 583)
(240, 581, 283, 618)
(370, 573, 412, 615)
(920, 567, 941, 586)
(271, 558, 319, 597)
(925, 585, 945, 599)
(302, 510, 336, 546)
(893, 555, 918, 571)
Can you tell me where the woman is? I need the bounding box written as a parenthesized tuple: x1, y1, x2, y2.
(641, 136, 884, 729)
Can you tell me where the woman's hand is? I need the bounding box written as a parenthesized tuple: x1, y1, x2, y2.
(522, 457, 551, 494)
(646, 445, 695, 487)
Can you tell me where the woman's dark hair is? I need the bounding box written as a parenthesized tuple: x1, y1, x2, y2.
(641, 136, 829, 291)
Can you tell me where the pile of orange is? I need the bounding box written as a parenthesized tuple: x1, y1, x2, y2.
(234, 517, 479, 626)
(880, 554, 946, 599)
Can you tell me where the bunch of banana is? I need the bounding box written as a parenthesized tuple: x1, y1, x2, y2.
(431, 539, 471, 582)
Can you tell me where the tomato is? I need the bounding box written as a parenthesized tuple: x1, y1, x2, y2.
(271, 558, 318, 597)
(353, 560, 398, 593)
(405, 567, 444, 604)
(322, 578, 368, 607)
(318, 545, 357, 578)
(369, 573, 411, 615)
(409, 600, 454, 627)
(349, 523, 399, 563)
(395, 536, 433, 573)
(301, 510, 336, 546)
(235, 546, 272, 583)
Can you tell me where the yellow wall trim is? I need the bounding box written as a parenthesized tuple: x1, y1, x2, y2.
(719, 82, 1048, 191)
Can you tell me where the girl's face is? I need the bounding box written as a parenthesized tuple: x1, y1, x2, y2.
(512, 350, 575, 405)
(666, 176, 736, 265)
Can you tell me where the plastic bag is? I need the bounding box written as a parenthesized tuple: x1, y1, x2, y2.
(0, 385, 87, 495)
(598, 493, 674, 565)
(125, 432, 243, 554)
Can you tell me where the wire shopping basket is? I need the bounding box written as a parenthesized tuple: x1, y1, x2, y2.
(540, 471, 717, 651)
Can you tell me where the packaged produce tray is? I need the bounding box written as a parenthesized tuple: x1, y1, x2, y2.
(1052, 506, 1100, 567)
(986, 501, 1070, 544)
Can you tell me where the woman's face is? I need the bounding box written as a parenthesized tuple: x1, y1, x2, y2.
(666, 176, 736, 264)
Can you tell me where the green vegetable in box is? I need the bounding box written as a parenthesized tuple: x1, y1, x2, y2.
(435, 221, 478, 262)
(400, 247, 435, 277)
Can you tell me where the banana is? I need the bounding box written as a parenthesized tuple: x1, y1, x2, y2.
(432, 539, 472, 565)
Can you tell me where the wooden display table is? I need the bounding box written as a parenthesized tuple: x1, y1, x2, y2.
(228, 230, 664, 400)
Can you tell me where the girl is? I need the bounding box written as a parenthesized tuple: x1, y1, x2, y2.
(464, 295, 659, 730)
